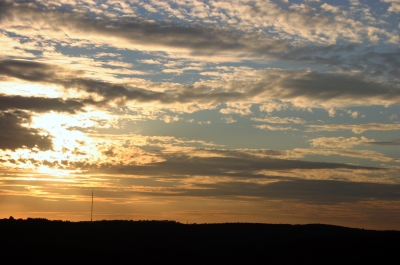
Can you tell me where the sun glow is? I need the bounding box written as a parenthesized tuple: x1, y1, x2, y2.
(0, 108, 162, 175)
(37, 165, 78, 177)
(0, 81, 64, 98)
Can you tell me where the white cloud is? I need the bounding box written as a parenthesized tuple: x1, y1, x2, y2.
(381, 0, 400, 13)
(198, 121, 211, 124)
(252, 116, 306, 124)
(347, 110, 359, 119)
(259, 101, 289, 113)
(138, 59, 161, 64)
(254, 125, 296, 131)
(320, 3, 340, 13)
(328, 107, 336, 117)
(220, 103, 252, 115)
(162, 115, 180, 123)
(222, 116, 237, 123)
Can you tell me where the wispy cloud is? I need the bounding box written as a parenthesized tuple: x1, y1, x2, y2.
(307, 123, 400, 134)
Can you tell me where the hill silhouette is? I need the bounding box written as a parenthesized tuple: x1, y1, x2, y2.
(1, 218, 399, 264)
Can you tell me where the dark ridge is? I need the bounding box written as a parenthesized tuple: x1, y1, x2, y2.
(1, 218, 399, 264)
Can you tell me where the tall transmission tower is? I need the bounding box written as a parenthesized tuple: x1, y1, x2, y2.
(91, 189, 93, 222)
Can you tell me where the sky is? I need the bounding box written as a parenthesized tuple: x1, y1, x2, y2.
(0, 0, 399, 230)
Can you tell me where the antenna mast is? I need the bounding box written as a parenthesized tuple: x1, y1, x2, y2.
(91, 189, 93, 222)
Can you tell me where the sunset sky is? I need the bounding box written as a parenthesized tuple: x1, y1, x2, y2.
(0, 0, 399, 229)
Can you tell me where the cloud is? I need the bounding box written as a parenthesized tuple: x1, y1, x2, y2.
(381, 0, 400, 13)
(0, 31, 37, 59)
(388, 4, 400, 12)
(0, 94, 86, 114)
(181, 179, 400, 203)
(89, 148, 378, 178)
(277, 71, 399, 106)
(307, 123, 400, 134)
(137, 59, 162, 65)
(254, 125, 296, 131)
(2, 143, 382, 179)
(309, 136, 374, 149)
(368, 139, 400, 146)
(1, 169, 398, 211)
(239, 1, 395, 44)
(222, 116, 237, 123)
(0, 1, 288, 60)
(89, 134, 219, 149)
(282, 46, 400, 80)
(0, 60, 63, 83)
(0, 111, 52, 151)
(320, 3, 340, 13)
(252, 116, 306, 124)
(197, 68, 400, 111)
(347, 110, 359, 119)
(219, 103, 252, 115)
(292, 148, 399, 163)
(0, 60, 166, 106)
(2, 0, 397, 68)
(161, 115, 180, 123)
(2, 59, 399, 113)
(259, 100, 289, 113)
(328, 107, 336, 117)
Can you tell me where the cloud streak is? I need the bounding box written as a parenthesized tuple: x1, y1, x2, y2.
(1, 60, 399, 112)
(307, 123, 400, 134)
(0, 94, 86, 114)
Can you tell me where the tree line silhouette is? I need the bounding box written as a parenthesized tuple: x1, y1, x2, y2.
(1, 217, 399, 264)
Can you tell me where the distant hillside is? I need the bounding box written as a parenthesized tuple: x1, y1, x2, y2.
(1, 218, 399, 264)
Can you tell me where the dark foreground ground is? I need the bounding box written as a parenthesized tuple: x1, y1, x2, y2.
(1, 218, 399, 264)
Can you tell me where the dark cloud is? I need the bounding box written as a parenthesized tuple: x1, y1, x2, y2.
(368, 139, 400, 146)
(282, 45, 400, 80)
(0, 59, 61, 83)
(88, 149, 379, 176)
(0, 1, 288, 57)
(58, 149, 391, 204)
(80, 150, 397, 203)
(1, 59, 399, 108)
(0, 111, 52, 150)
(0, 60, 158, 104)
(0, 59, 243, 106)
(277, 71, 400, 102)
(177, 179, 400, 204)
(0, 94, 86, 114)
(353, 50, 400, 79)
(281, 44, 355, 65)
